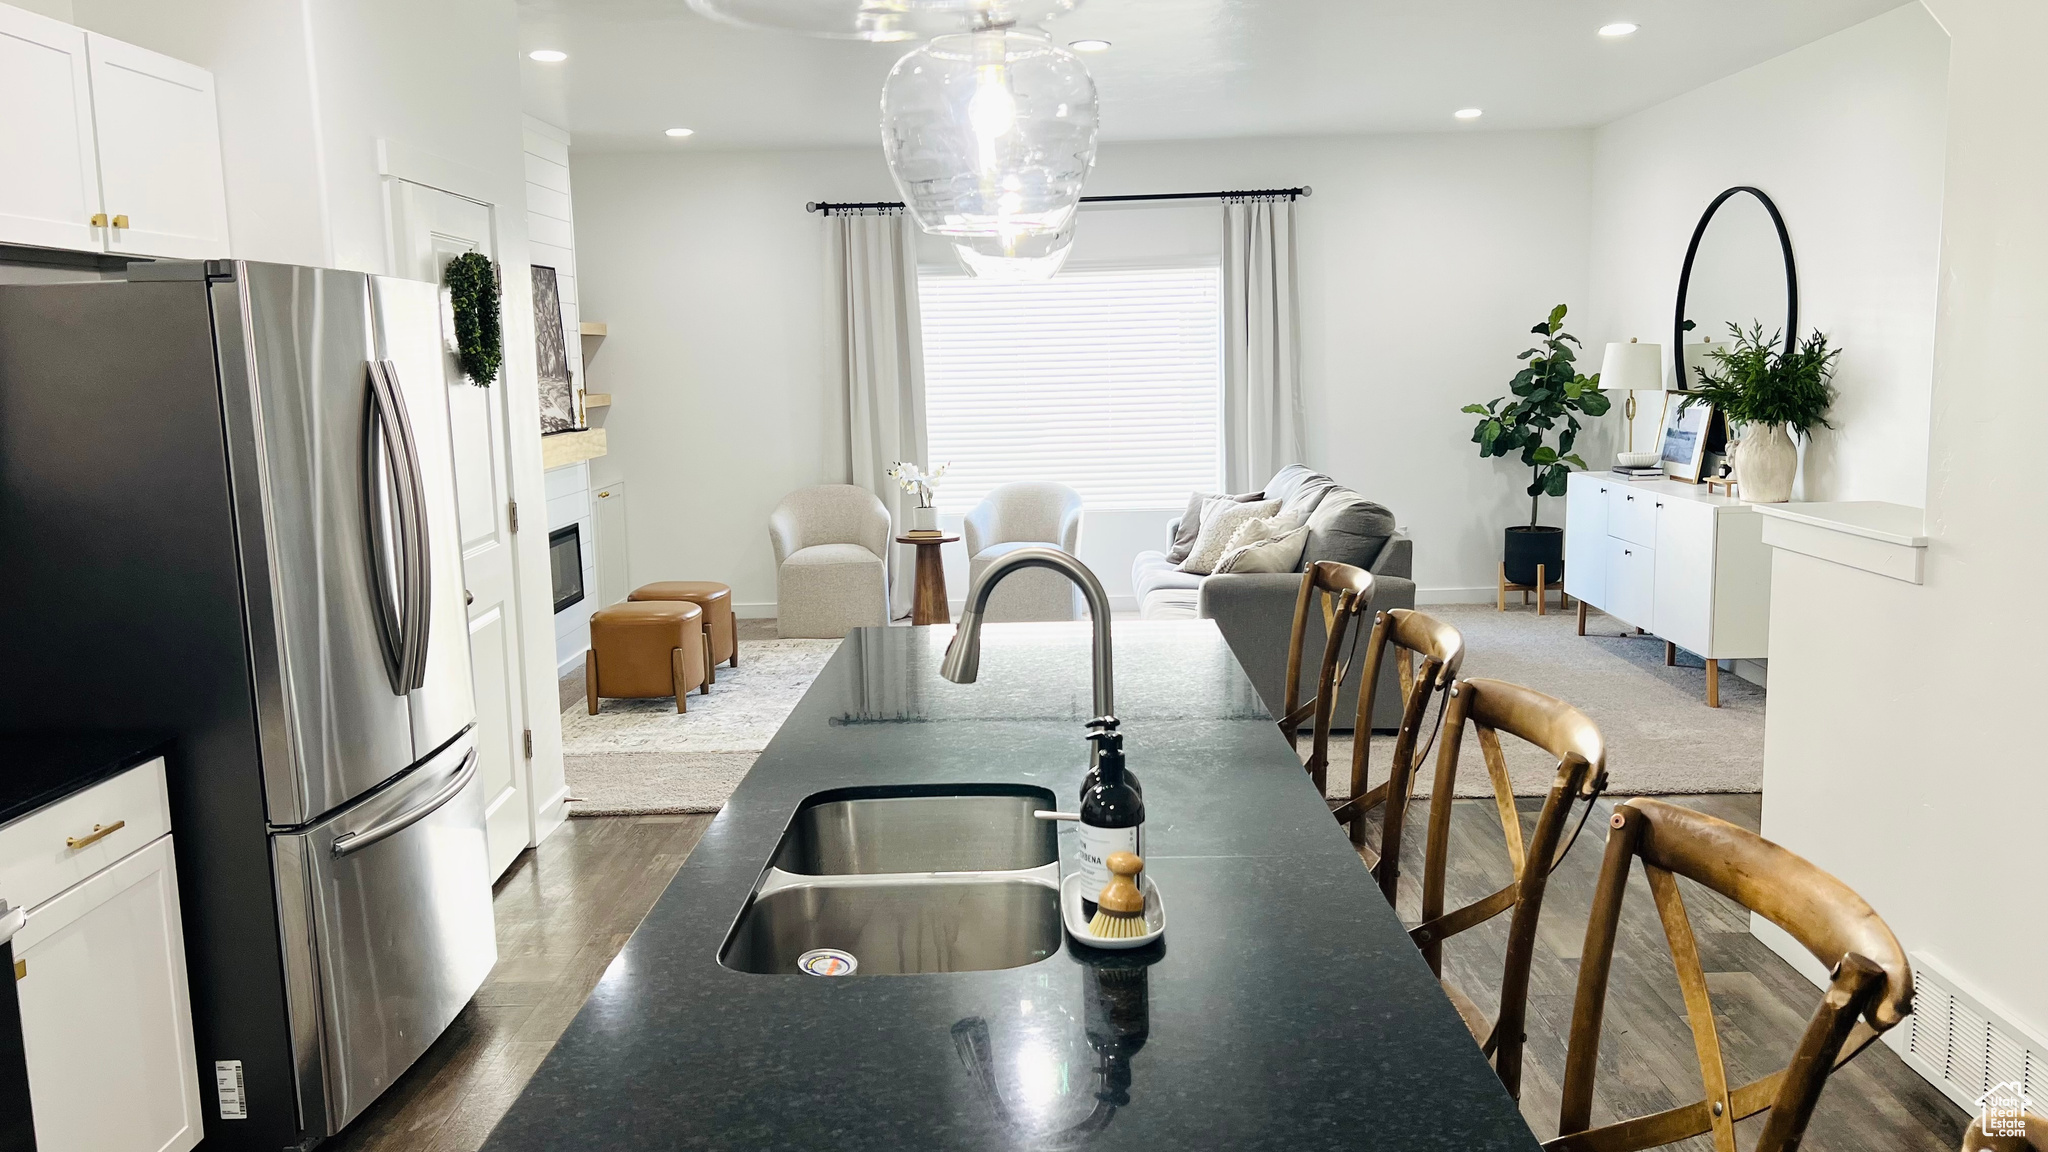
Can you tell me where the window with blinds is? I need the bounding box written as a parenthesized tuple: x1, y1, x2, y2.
(919, 262, 1223, 513)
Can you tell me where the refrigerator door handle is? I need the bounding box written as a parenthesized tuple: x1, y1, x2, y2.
(362, 361, 419, 694)
(330, 747, 478, 858)
(377, 358, 434, 692)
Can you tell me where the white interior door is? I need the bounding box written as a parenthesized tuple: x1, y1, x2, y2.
(84, 32, 229, 259)
(387, 179, 530, 881)
(0, 6, 103, 252)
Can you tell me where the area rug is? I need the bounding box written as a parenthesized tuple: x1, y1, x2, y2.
(559, 638, 841, 816)
(1317, 602, 1764, 798)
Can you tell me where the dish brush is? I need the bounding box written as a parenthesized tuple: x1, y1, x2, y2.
(1087, 852, 1148, 939)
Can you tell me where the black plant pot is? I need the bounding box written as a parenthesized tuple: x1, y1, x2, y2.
(1503, 525, 1564, 587)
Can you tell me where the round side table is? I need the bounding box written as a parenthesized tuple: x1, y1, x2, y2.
(894, 533, 960, 626)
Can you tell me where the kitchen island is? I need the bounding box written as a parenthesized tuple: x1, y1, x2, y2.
(482, 620, 1540, 1151)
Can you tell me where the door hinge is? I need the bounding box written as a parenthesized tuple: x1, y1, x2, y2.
(523, 729, 533, 759)
(508, 499, 519, 533)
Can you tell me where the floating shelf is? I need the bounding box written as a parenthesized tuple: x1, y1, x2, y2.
(541, 428, 607, 470)
(579, 321, 608, 337)
(583, 392, 611, 409)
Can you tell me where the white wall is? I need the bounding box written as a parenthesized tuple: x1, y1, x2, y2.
(1588, 4, 1949, 506)
(1755, 0, 2048, 1064)
(572, 128, 1598, 613)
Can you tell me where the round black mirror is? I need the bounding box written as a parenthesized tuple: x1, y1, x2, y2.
(1672, 186, 1798, 389)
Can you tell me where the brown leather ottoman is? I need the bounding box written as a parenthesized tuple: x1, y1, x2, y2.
(587, 601, 706, 714)
(629, 581, 737, 684)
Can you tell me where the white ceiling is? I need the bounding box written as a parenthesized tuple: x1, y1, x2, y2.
(517, 0, 1912, 152)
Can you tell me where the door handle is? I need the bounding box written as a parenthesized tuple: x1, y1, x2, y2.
(331, 748, 477, 858)
(111, 214, 129, 229)
(377, 359, 434, 692)
(363, 363, 419, 693)
(64, 820, 126, 850)
(89, 213, 108, 228)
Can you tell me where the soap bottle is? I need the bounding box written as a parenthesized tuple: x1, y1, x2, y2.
(1079, 717, 1141, 800)
(1077, 730, 1144, 907)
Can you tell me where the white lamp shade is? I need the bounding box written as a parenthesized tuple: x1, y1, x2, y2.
(1680, 339, 1733, 389)
(1598, 340, 1665, 393)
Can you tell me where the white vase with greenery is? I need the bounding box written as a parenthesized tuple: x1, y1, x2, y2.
(1684, 322, 1839, 504)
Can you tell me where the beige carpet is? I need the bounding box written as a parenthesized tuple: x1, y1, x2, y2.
(1317, 602, 1764, 798)
(558, 603, 1763, 815)
(559, 637, 841, 815)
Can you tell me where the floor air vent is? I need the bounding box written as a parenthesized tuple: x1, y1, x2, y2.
(1900, 952, 2048, 1113)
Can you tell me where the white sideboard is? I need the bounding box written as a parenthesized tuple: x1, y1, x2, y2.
(1563, 472, 1773, 706)
(3, 758, 203, 1152)
(0, 2, 230, 259)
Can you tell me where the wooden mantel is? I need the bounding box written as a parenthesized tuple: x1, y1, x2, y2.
(541, 428, 607, 470)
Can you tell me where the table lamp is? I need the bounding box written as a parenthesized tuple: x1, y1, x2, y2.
(1598, 338, 1665, 453)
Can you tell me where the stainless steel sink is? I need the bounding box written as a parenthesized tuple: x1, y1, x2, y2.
(721, 879, 1061, 975)
(721, 786, 1062, 977)
(771, 791, 1057, 875)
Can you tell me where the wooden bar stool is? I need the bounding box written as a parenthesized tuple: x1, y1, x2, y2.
(1548, 798, 1914, 1152)
(1413, 677, 1607, 1099)
(587, 601, 707, 714)
(1333, 607, 1465, 899)
(629, 581, 738, 685)
(1276, 561, 1375, 798)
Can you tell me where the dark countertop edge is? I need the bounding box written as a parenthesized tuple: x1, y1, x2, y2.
(0, 731, 176, 830)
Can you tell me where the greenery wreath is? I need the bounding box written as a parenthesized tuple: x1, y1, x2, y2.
(445, 251, 502, 387)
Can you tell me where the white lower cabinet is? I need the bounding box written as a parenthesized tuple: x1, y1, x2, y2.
(7, 761, 201, 1152)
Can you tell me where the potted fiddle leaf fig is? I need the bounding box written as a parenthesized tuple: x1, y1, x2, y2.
(1683, 321, 1839, 503)
(1463, 304, 1611, 587)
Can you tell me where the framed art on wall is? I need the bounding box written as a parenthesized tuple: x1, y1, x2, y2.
(1658, 392, 1714, 482)
(532, 264, 582, 434)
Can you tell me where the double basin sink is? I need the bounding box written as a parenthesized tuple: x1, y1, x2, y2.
(720, 786, 1063, 977)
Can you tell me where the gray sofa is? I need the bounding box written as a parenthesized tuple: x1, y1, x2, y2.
(1131, 465, 1415, 732)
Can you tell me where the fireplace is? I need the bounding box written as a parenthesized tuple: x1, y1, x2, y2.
(549, 524, 585, 614)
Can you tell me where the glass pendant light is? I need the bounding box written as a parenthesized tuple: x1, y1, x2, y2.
(951, 220, 1075, 280)
(881, 27, 1099, 240)
(686, 0, 1083, 42)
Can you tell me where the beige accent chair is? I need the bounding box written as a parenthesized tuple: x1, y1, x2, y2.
(964, 482, 1084, 622)
(769, 485, 891, 638)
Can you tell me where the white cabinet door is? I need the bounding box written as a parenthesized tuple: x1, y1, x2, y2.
(0, 6, 103, 252)
(1563, 474, 1607, 605)
(1607, 484, 1658, 547)
(16, 834, 202, 1152)
(1604, 535, 1655, 630)
(84, 33, 230, 259)
(1653, 495, 1716, 656)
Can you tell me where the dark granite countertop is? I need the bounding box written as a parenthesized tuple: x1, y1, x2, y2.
(0, 731, 173, 829)
(482, 621, 1539, 1151)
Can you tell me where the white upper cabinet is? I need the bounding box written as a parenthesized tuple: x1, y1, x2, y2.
(0, 5, 102, 251)
(0, 3, 230, 259)
(85, 32, 230, 259)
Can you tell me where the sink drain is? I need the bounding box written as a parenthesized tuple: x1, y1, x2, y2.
(797, 948, 858, 977)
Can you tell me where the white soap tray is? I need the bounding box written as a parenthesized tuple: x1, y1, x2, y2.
(1060, 871, 1166, 950)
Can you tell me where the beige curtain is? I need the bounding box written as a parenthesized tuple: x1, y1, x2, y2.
(834, 210, 928, 619)
(1222, 198, 1306, 492)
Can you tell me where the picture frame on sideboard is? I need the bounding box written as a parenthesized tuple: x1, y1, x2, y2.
(1658, 391, 1713, 483)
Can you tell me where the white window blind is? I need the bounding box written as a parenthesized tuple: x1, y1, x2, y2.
(919, 263, 1222, 513)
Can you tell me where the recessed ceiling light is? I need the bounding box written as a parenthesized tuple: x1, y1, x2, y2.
(528, 49, 567, 62)
(1454, 108, 1483, 120)
(1069, 39, 1111, 53)
(664, 127, 696, 138)
(1598, 22, 1638, 37)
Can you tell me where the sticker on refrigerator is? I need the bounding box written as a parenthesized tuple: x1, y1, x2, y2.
(215, 1060, 248, 1120)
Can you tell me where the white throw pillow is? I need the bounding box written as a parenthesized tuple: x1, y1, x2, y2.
(1178, 499, 1281, 575)
(1216, 524, 1311, 574)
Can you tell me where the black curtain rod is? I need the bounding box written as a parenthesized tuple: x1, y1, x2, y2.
(805, 186, 1312, 214)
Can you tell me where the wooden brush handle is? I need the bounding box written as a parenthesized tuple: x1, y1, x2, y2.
(1098, 852, 1145, 914)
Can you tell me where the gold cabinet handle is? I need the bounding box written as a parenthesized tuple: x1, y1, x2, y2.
(64, 820, 125, 850)
(111, 214, 129, 229)
(90, 213, 108, 227)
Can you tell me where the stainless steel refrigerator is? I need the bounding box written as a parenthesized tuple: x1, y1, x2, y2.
(0, 261, 497, 1148)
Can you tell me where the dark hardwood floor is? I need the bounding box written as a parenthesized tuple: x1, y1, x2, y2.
(322, 792, 1964, 1151)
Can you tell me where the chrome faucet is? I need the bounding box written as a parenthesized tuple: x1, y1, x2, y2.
(940, 546, 1115, 734)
